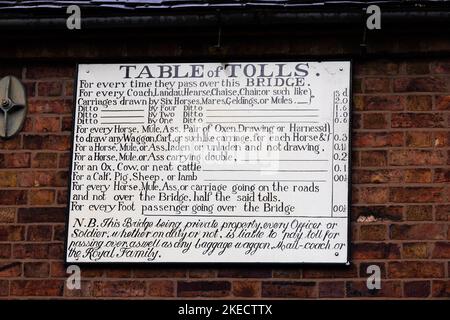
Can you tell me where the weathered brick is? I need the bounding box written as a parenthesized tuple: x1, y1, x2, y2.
(318, 281, 345, 298)
(0, 244, 11, 259)
(362, 95, 405, 111)
(132, 268, 186, 278)
(359, 151, 387, 167)
(37, 81, 62, 97)
(390, 224, 446, 240)
(389, 150, 446, 166)
(435, 205, 450, 221)
(93, 281, 146, 297)
(404, 281, 430, 297)
(390, 187, 444, 203)
(27, 225, 52, 241)
(29, 190, 55, 205)
(13, 244, 49, 259)
(431, 242, 450, 258)
(352, 243, 400, 260)
(432, 280, 450, 297)
(1, 153, 30, 168)
(402, 242, 429, 259)
(359, 262, 386, 278)
(302, 265, 357, 278)
(353, 132, 403, 148)
(346, 281, 401, 297)
(388, 261, 445, 278)
(360, 224, 387, 241)
(358, 187, 389, 204)
(435, 95, 450, 110)
(28, 99, 71, 114)
(0, 208, 15, 223)
(64, 281, 92, 298)
(352, 206, 403, 222)
(394, 77, 446, 92)
(405, 205, 433, 221)
(0, 171, 17, 187)
(0, 225, 25, 241)
(403, 62, 430, 74)
(0, 190, 27, 205)
(232, 281, 260, 297)
(353, 169, 402, 184)
(24, 262, 50, 278)
(262, 281, 316, 298)
(18, 207, 65, 223)
(218, 268, 271, 278)
(362, 113, 388, 129)
(26, 65, 74, 79)
(404, 169, 432, 183)
(433, 131, 449, 147)
(146, 280, 174, 297)
(10, 280, 64, 296)
(178, 281, 231, 298)
(35, 116, 60, 133)
(31, 152, 58, 168)
(391, 113, 445, 128)
(406, 95, 432, 111)
(0, 262, 22, 277)
(406, 132, 433, 147)
(364, 78, 391, 93)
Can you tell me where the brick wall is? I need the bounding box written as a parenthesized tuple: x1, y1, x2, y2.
(0, 59, 448, 299)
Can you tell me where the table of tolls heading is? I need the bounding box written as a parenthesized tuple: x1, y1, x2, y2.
(66, 61, 351, 264)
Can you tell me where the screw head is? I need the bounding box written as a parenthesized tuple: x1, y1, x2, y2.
(1, 99, 9, 107)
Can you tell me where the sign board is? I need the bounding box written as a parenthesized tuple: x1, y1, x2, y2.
(66, 61, 351, 264)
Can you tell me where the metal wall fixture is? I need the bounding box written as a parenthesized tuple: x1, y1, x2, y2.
(0, 76, 27, 139)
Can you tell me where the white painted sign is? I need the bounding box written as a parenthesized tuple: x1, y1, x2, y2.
(66, 61, 351, 264)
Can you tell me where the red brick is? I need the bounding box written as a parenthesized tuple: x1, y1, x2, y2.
(435, 95, 450, 110)
(232, 281, 260, 297)
(24, 262, 50, 278)
(433, 131, 449, 147)
(58, 153, 71, 168)
(0, 135, 21, 150)
(188, 269, 217, 278)
(178, 281, 231, 298)
(93, 281, 146, 297)
(0, 208, 15, 223)
(404, 281, 430, 297)
(432, 280, 450, 297)
(0, 225, 25, 241)
(37, 81, 62, 97)
(352, 243, 400, 260)
(362, 95, 405, 111)
(435, 205, 450, 221)
(431, 242, 450, 258)
(57, 190, 68, 204)
(362, 113, 388, 129)
(29, 190, 55, 205)
(406, 95, 432, 110)
(28, 99, 71, 114)
(0, 171, 17, 187)
(402, 242, 429, 259)
(346, 281, 402, 298)
(272, 269, 302, 279)
(65, 81, 74, 97)
(132, 269, 186, 278)
(13, 244, 49, 259)
(353, 132, 403, 148)
(404, 169, 432, 183)
(359, 262, 386, 278)
(353, 169, 402, 184)
(358, 187, 389, 204)
(434, 168, 450, 183)
(364, 78, 391, 93)
(391, 187, 444, 203)
(0, 244, 11, 259)
(26, 65, 74, 79)
(318, 281, 344, 298)
(262, 281, 316, 298)
(62, 116, 73, 131)
(53, 225, 66, 241)
(403, 62, 430, 74)
(0, 190, 27, 205)
(146, 280, 174, 297)
(42, 135, 71, 151)
(360, 224, 387, 241)
(0, 280, 8, 296)
(31, 152, 58, 168)
(35, 116, 60, 133)
(18, 207, 66, 223)
(390, 224, 446, 240)
(360, 151, 387, 167)
(65, 281, 92, 298)
(0, 262, 22, 277)
(352, 206, 403, 222)
(406, 132, 433, 147)
(355, 62, 399, 76)
(32, 171, 55, 187)
(1, 153, 30, 168)
(389, 150, 446, 166)
(394, 77, 446, 92)
(405, 205, 433, 221)
(391, 113, 445, 128)
(388, 261, 445, 278)
(302, 265, 357, 278)
(10, 280, 64, 296)
(27, 225, 53, 241)
(49, 243, 64, 259)
(218, 268, 271, 278)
